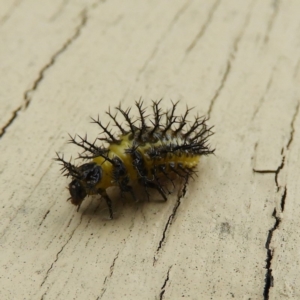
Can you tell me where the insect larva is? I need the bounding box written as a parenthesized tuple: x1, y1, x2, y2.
(56, 100, 214, 218)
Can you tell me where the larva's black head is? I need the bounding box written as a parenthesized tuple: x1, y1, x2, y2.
(56, 154, 103, 210)
(68, 179, 87, 207)
(68, 163, 103, 209)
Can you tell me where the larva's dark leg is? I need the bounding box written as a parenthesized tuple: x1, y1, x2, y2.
(152, 180, 168, 201)
(178, 164, 195, 183)
(158, 164, 175, 190)
(152, 166, 170, 195)
(128, 188, 138, 202)
(129, 148, 167, 201)
(140, 178, 151, 201)
(119, 181, 138, 202)
(100, 191, 113, 219)
(139, 177, 167, 201)
(179, 165, 198, 181)
(169, 163, 189, 185)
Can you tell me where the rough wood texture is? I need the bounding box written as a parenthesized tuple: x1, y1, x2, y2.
(1, 1, 299, 299)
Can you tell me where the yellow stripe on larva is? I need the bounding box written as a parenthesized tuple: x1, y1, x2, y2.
(93, 133, 200, 191)
(93, 134, 135, 191)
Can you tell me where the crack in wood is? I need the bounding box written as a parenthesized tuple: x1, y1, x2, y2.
(40, 233, 74, 287)
(186, 0, 221, 53)
(0, 106, 21, 138)
(159, 266, 172, 300)
(49, 0, 71, 22)
(1, 7, 90, 141)
(207, 61, 231, 117)
(40, 211, 85, 292)
(153, 180, 188, 265)
(0, 164, 52, 241)
(207, 3, 253, 117)
(252, 150, 288, 298)
(263, 0, 280, 44)
(23, 9, 88, 109)
(39, 210, 50, 227)
(253, 169, 276, 174)
(252, 64, 276, 120)
(0, 0, 22, 26)
(98, 252, 119, 299)
(253, 155, 285, 191)
(280, 186, 287, 212)
(254, 99, 299, 189)
(274, 156, 285, 191)
(252, 102, 299, 298)
(287, 102, 300, 149)
(137, 1, 191, 80)
(263, 208, 281, 300)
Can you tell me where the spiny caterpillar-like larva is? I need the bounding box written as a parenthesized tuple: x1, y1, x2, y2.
(56, 100, 214, 218)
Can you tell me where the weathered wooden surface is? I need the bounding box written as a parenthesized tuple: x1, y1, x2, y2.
(1, 0, 300, 299)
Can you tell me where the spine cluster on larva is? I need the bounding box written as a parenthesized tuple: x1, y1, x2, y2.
(56, 100, 214, 218)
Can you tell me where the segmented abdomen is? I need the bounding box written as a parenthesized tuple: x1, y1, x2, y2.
(93, 129, 200, 192)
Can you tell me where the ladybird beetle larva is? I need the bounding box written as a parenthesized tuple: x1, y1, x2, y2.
(56, 100, 214, 218)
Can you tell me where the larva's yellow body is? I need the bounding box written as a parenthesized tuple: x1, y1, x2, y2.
(93, 133, 200, 192)
(93, 134, 135, 190)
(56, 100, 214, 218)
